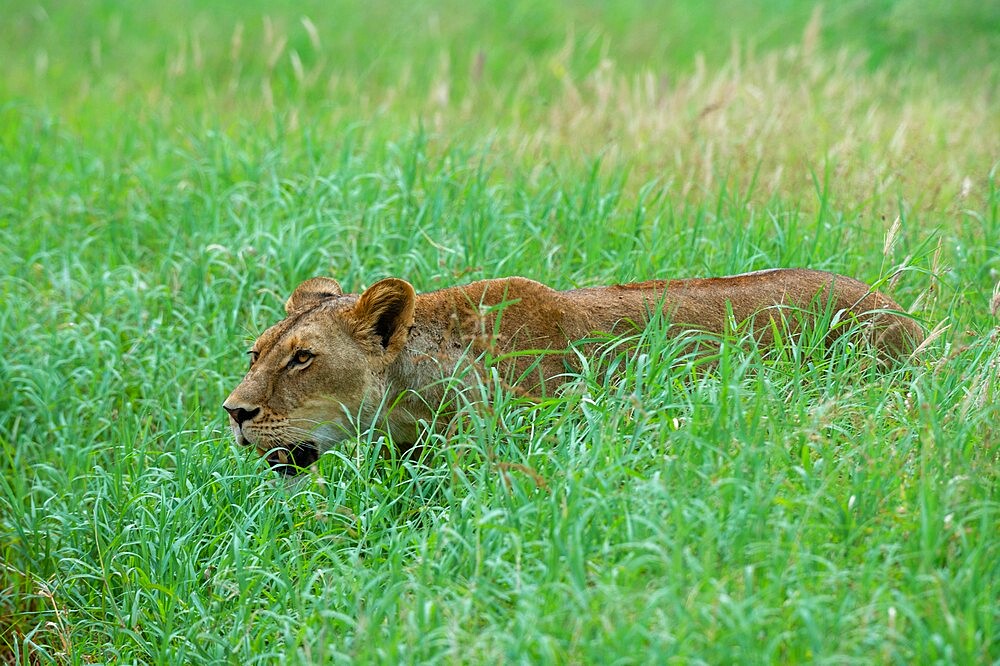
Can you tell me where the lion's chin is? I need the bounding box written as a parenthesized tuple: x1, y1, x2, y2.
(265, 442, 320, 476)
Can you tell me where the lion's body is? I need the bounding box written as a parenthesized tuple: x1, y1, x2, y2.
(224, 269, 923, 473)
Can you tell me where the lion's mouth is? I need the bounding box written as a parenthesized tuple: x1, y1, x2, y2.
(265, 442, 320, 476)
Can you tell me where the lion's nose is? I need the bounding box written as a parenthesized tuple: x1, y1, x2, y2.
(224, 404, 261, 426)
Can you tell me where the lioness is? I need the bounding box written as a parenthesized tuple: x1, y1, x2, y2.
(223, 269, 922, 474)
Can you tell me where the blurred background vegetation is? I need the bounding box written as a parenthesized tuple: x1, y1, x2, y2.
(4, 0, 997, 126)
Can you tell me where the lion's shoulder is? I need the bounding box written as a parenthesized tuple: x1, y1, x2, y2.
(413, 276, 560, 310)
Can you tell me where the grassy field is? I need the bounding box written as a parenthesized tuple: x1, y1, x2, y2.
(2, 0, 998, 663)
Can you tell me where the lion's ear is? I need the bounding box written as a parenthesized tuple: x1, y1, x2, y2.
(350, 278, 415, 354)
(285, 277, 343, 314)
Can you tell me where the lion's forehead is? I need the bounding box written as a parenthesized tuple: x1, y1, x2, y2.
(253, 296, 359, 358)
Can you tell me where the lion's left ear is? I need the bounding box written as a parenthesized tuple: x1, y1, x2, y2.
(285, 277, 343, 314)
(350, 278, 415, 355)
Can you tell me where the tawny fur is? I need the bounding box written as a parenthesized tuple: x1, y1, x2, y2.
(224, 268, 923, 470)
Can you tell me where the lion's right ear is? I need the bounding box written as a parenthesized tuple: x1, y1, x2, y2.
(350, 278, 416, 355)
(285, 277, 343, 314)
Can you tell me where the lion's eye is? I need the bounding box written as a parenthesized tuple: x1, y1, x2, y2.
(247, 350, 259, 368)
(288, 350, 314, 369)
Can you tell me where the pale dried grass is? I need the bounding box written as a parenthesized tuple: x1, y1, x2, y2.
(119, 16, 1000, 208)
(492, 45, 995, 208)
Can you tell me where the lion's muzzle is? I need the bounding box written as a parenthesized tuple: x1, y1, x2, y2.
(266, 442, 320, 476)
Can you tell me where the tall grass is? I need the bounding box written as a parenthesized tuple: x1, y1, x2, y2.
(2, 0, 998, 663)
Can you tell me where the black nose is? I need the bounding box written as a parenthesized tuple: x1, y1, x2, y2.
(224, 405, 260, 426)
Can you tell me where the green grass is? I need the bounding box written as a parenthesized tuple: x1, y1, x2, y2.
(2, 0, 998, 663)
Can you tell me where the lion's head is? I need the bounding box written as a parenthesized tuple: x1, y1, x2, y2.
(222, 276, 416, 475)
